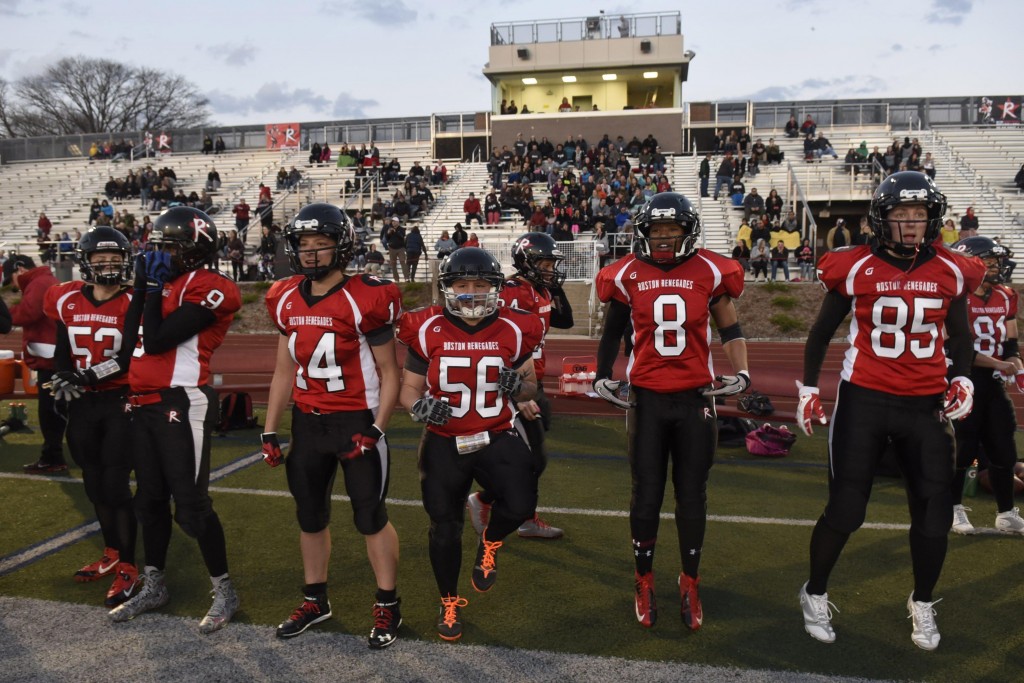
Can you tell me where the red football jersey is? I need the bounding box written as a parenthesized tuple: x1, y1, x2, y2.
(595, 251, 745, 392)
(498, 278, 552, 378)
(129, 269, 241, 392)
(817, 245, 986, 395)
(398, 306, 543, 437)
(965, 284, 1019, 358)
(266, 274, 401, 413)
(43, 281, 133, 390)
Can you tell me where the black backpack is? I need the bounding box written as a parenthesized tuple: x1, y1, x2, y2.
(218, 392, 258, 432)
(738, 391, 775, 417)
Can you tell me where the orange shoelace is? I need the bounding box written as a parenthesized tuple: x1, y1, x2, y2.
(441, 596, 468, 627)
(479, 539, 503, 577)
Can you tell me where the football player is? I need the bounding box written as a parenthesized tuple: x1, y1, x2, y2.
(398, 247, 543, 642)
(948, 236, 1024, 535)
(594, 191, 749, 632)
(45, 228, 143, 606)
(262, 203, 403, 648)
(108, 207, 242, 633)
(796, 171, 986, 651)
(467, 232, 574, 540)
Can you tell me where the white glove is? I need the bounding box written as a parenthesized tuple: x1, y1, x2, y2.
(942, 376, 974, 421)
(49, 375, 83, 402)
(795, 381, 827, 436)
(703, 371, 751, 397)
(593, 378, 634, 409)
(411, 397, 453, 426)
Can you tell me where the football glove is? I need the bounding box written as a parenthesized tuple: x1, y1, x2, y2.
(49, 372, 84, 402)
(703, 371, 751, 397)
(340, 424, 384, 461)
(497, 366, 523, 396)
(593, 378, 634, 409)
(132, 253, 148, 293)
(795, 381, 827, 437)
(261, 432, 283, 468)
(411, 397, 452, 425)
(144, 250, 176, 292)
(942, 376, 974, 421)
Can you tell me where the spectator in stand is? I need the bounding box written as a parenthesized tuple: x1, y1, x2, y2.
(98, 199, 114, 225)
(256, 196, 273, 230)
(766, 138, 783, 165)
(844, 148, 860, 174)
(749, 214, 772, 248)
(743, 187, 765, 224)
(960, 207, 979, 238)
(431, 161, 448, 185)
(825, 218, 850, 250)
(940, 218, 958, 245)
(815, 133, 839, 160)
(730, 175, 746, 207)
(558, 97, 572, 113)
(309, 142, 322, 165)
(750, 239, 770, 282)
(922, 152, 936, 179)
(276, 168, 288, 190)
(384, 218, 409, 282)
(258, 182, 271, 203)
(699, 153, 711, 197)
(593, 223, 611, 268)
(452, 223, 468, 248)
(781, 209, 800, 234)
(614, 204, 632, 231)
(370, 197, 385, 228)
(37, 212, 52, 239)
(551, 222, 573, 243)
(405, 225, 424, 280)
(796, 239, 814, 281)
(226, 230, 245, 281)
(202, 135, 213, 154)
(528, 204, 548, 231)
(464, 192, 482, 227)
(770, 240, 790, 282)
(713, 153, 735, 200)
(751, 138, 766, 163)
(507, 100, 518, 114)
(409, 183, 433, 220)
(232, 198, 251, 235)
(214, 136, 226, 154)
(206, 168, 221, 192)
(364, 243, 384, 275)
(435, 230, 456, 260)
(785, 115, 800, 139)
(287, 166, 302, 190)
(765, 189, 784, 222)
(732, 237, 750, 274)
(463, 232, 480, 248)
(906, 152, 922, 172)
(320, 144, 331, 165)
(484, 191, 502, 227)
(800, 115, 817, 137)
(391, 193, 410, 221)
(803, 134, 817, 163)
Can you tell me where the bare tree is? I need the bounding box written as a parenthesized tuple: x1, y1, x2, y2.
(0, 57, 210, 138)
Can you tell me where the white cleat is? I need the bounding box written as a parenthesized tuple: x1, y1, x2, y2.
(907, 594, 941, 651)
(995, 508, 1024, 535)
(108, 567, 169, 623)
(199, 579, 239, 634)
(951, 504, 975, 535)
(466, 492, 491, 536)
(799, 582, 837, 643)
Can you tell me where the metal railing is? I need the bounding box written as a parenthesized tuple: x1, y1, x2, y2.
(752, 103, 891, 132)
(784, 162, 819, 265)
(490, 12, 680, 45)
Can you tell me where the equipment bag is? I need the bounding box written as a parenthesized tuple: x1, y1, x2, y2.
(218, 392, 258, 431)
(745, 423, 797, 457)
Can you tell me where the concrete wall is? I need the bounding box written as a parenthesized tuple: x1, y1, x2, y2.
(486, 35, 684, 73)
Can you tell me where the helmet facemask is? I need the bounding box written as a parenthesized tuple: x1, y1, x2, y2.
(637, 220, 697, 264)
(83, 250, 131, 286)
(440, 276, 502, 319)
(286, 230, 350, 280)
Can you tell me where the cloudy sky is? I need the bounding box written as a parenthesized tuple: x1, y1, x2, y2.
(0, 0, 1017, 126)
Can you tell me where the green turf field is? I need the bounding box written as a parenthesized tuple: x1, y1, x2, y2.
(1, 403, 1022, 683)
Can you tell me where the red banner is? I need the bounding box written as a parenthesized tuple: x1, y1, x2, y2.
(265, 123, 301, 149)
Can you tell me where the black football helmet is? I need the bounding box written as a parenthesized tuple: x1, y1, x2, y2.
(76, 227, 132, 285)
(150, 206, 219, 272)
(284, 203, 354, 280)
(437, 247, 504, 319)
(511, 232, 566, 288)
(633, 192, 701, 263)
(952, 236, 1014, 284)
(869, 171, 946, 255)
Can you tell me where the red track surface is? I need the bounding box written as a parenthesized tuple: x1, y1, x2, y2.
(5, 333, 1023, 423)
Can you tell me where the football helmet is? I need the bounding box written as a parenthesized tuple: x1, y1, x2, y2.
(284, 203, 354, 280)
(953, 236, 1014, 284)
(633, 192, 701, 263)
(150, 206, 219, 272)
(437, 247, 504, 319)
(868, 171, 946, 255)
(511, 232, 566, 288)
(76, 227, 132, 285)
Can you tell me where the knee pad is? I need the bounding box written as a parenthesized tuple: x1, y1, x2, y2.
(674, 495, 708, 521)
(429, 519, 463, 548)
(909, 490, 953, 538)
(174, 500, 213, 538)
(295, 503, 330, 534)
(822, 486, 870, 535)
(353, 503, 388, 536)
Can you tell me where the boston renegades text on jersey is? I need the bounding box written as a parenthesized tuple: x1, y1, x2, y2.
(965, 283, 1019, 359)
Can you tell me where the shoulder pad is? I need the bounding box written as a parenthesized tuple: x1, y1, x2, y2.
(829, 245, 858, 253)
(503, 278, 525, 289)
(359, 273, 394, 287)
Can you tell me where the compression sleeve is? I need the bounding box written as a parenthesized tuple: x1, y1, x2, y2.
(802, 289, 852, 387)
(596, 298, 630, 380)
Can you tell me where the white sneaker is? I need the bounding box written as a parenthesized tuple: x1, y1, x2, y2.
(799, 582, 837, 643)
(517, 514, 564, 539)
(199, 578, 239, 634)
(466, 492, 491, 536)
(108, 567, 169, 622)
(995, 508, 1024, 535)
(951, 504, 974, 535)
(907, 594, 941, 651)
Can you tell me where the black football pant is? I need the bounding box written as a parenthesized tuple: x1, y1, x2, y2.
(37, 369, 68, 466)
(952, 369, 1018, 512)
(130, 386, 228, 577)
(419, 430, 537, 597)
(808, 381, 954, 602)
(480, 384, 551, 506)
(66, 388, 136, 565)
(627, 386, 717, 578)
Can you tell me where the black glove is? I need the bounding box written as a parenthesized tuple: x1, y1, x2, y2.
(411, 397, 452, 426)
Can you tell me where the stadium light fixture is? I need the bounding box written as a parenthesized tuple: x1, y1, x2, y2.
(643, 71, 658, 79)
(522, 77, 538, 85)
(562, 75, 577, 83)
(602, 74, 617, 81)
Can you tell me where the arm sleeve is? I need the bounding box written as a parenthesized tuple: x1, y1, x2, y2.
(802, 289, 852, 386)
(364, 324, 394, 347)
(54, 323, 74, 372)
(142, 297, 217, 355)
(403, 348, 429, 375)
(548, 286, 575, 329)
(945, 296, 973, 378)
(596, 298, 630, 380)
(0, 297, 11, 334)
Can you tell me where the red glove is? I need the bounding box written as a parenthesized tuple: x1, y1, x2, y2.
(943, 376, 974, 421)
(262, 432, 283, 468)
(795, 382, 827, 437)
(340, 425, 384, 461)
(1015, 370, 1024, 395)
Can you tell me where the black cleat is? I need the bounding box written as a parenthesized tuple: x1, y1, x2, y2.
(368, 598, 402, 649)
(276, 595, 332, 638)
